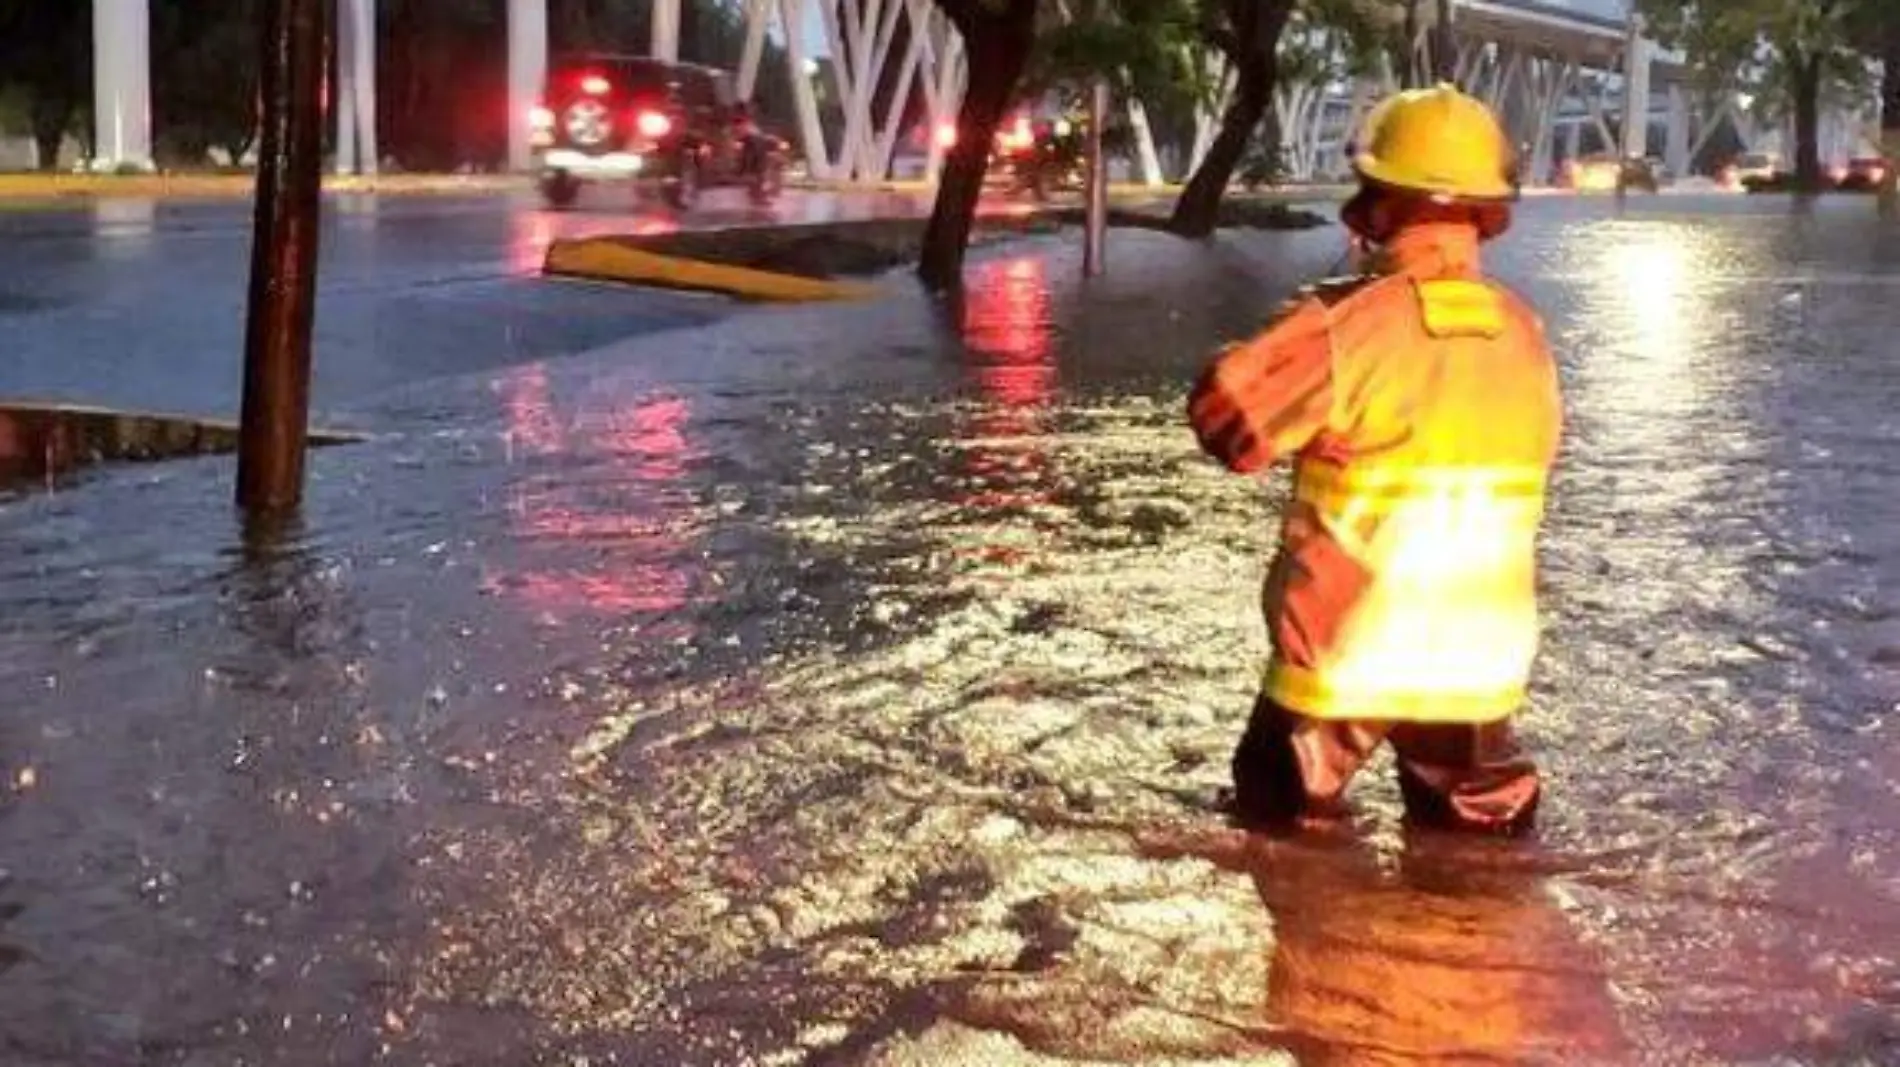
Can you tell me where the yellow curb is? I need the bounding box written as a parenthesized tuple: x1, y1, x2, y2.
(543, 237, 878, 303)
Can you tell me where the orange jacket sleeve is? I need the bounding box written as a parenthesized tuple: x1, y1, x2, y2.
(1188, 296, 1336, 474)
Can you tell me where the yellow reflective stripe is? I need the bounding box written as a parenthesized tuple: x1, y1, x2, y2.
(1416, 279, 1506, 338)
(1293, 463, 1546, 510)
(1264, 660, 1525, 724)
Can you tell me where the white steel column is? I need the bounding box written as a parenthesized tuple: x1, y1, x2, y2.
(507, 0, 548, 172)
(1664, 81, 1690, 176)
(1126, 99, 1164, 186)
(1526, 58, 1575, 186)
(1622, 18, 1652, 158)
(652, 0, 681, 62)
(92, 0, 153, 171)
(780, 0, 832, 179)
(872, 3, 927, 177)
(335, 0, 378, 175)
(738, 0, 771, 99)
(922, 9, 964, 184)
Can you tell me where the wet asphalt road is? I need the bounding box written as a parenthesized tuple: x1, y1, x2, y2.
(0, 188, 939, 422)
(5, 192, 1900, 1065)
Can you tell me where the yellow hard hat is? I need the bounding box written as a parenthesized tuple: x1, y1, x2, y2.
(1353, 84, 1517, 201)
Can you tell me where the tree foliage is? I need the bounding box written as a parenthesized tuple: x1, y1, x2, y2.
(1635, 0, 1878, 185)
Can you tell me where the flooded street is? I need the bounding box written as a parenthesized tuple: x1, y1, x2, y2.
(3, 195, 1899, 1065)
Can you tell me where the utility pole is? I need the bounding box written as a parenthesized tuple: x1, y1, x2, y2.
(1083, 79, 1109, 277)
(237, 0, 328, 512)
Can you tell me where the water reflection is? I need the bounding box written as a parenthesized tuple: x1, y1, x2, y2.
(488, 364, 703, 618)
(90, 199, 156, 259)
(1249, 832, 1628, 1064)
(950, 255, 1058, 563)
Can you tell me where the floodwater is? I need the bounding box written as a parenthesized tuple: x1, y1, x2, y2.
(3, 195, 1899, 1065)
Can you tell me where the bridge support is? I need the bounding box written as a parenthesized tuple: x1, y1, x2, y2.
(335, 0, 378, 175)
(652, 0, 681, 62)
(506, 0, 548, 173)
(1664, 82, 1690, 176)
(92, 0, 153, 171)
(1621, 16, 1652, 158)
(759, 0, 965, 183)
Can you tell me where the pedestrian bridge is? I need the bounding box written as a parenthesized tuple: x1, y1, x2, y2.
(83, 0, 1841, 188)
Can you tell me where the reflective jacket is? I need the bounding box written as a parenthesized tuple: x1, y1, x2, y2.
(1208, 223, 1561, 723)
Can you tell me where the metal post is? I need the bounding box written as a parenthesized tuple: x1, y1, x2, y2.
(1084, 79, 1109, 277)
(651, 0, 681, 62)
(1622, 18, 1652, 159)
(507, 0, 548, 173)
(237, 0, 329, 512)
(91, 0, 154, 171)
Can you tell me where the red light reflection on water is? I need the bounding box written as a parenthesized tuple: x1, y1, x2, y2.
(955, 255, 1058, 564)
(488, 368, 700, 617)
(509, 208, 681, 273)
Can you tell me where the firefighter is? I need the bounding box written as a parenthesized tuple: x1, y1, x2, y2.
(1187, 84, 1560, 836)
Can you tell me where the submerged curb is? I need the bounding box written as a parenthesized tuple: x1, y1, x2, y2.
(0, 401, 362, 487)
(543, 237, 879, 303)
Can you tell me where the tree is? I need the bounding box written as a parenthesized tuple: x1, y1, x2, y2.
(153, 0, 263, 165)
(0, 0, 91, 169)
(1168, 0, 1299, 237)
(918, 0, 1040, 290)
(1637, 0, 1869, 190)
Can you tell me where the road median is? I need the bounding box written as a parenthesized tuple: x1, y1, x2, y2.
(542, 200, 1329, 301)
(542, 212, 1067, 302)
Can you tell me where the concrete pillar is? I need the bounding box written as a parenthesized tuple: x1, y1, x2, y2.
(336, 0, 378, 175)
(651, 0, 681, 62)
(92, 0, 153, 171)
(1622, 18, 1652, 158)
(1565, 118, 1582, 161)
(1664, 82, 1690, 177)
(507, 0, 548, 172)
(737, 0, 771, 100)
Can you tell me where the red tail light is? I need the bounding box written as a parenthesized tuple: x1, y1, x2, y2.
(636, 110, 672, 138)
(935, 121, 958, 149)
(580, 74, 611, 95)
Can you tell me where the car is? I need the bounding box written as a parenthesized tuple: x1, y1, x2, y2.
(1561, 154, 1658, 194)
(530, 53, 789, 210)
(1836, 156, 1891, 192)
(1722, 152, 1779, 189)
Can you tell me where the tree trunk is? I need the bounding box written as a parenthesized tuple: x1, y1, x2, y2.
(1791, 50, 1824, 191)
(1169, 1, 1294, 238)
(29, 94, 72, 172)
(917, 3, 1037, 291)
